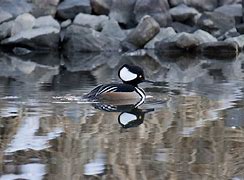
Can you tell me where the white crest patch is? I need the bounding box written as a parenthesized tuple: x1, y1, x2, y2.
(119, 113, 137, 125)
(119, 67, 137, 81)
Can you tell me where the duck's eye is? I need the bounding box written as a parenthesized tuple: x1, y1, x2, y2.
(139, 75, 142, 78)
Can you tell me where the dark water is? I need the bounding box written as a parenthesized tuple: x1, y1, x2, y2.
(0, 51, 244, 180)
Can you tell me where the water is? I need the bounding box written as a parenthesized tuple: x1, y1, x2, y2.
(0, 51, 244, 179)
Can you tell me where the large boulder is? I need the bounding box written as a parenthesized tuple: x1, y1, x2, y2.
(33, 15, 60, 30)
(0, 21, 13, 40)
(214, 4, 242, 24)
(73, 13, 109, 31)
(0, 9, 13, 24)
(109, 0, 137, 27)
(0, 0, 32, 17)
(219, 0, 241, 6)
(169, 0, 218, 11)
(225, 35, 244, 49)
(57, 0, 91, 19)
(134, 0, 172, 27)
(193, 29, 217, 44)
(169, 4, 199, 22)
(91, 0, 112, 15)
(175, 32, 200, 49)
(1, 27, 60, 50)
(63, 24, 121, 53)
(31, 0, 60, 17)
(122, 15, 160, 51)
(170, 22, 196, 33)
(197, 11, 235, 37)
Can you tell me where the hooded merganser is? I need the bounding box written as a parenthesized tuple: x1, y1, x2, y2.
(83, 64, 153, 103)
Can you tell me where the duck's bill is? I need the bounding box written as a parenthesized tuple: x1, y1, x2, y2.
(142, 79, 155, 84)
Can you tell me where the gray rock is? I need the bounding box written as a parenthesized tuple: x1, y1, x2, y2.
(134, 0, 172, 27)
(91, 0, 112, 15)
(199, 41, 239, 54)
(63, 24, 121, 53)
(1, 27, 60, 50)
(170, 22, 196, 33)
(101, 18, 126, 40)
(61, 19, 72, 28)
(0, 9, 13, 24)
(31, 0, 60, 17)
(122, 15, 160, 50)
(169, 4, 199, 22)
(57, 0, 91, 19)
(193, 29, 217, 44)
(169, 0, 218, 11)
(214, 4, 242, 23)
(219, 0, 241, 6)
(0, 21, 13, 40)
(34, 15, 60, 30)
(11, 13, 35, 36)
(225, 35, 244, 49)
(197, 11, 235, 37)
(109, 0, 137, 27)
(219, 28, 240, 40)
(0, 0, 32, 17)
(236, 23, 244, 34)
(175, 32, 199, 49)
(145, 27, 176, 49)
(73, 13, 109, 31)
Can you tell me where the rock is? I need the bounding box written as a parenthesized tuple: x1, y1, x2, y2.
(169, 4, 199, 22)
(0, 21, 13, 40)
(169, 0, 218, 11)
(218, 28, 240, 40)
(1, 27, 60, 50)
(145, 27, 176, 49)
(197, 11, 235, 37)
(122, 15, 160, 51)
(33, 15, 60, 30)
(134, 0, 172, 27)
(109, 0, 137, 27)
(175, 32, 199, 49)
(0, 0, 32, 17)
(13, 47, 32, 55)
(170, 22, 196, 33)
(11, 13, 35, 36)
(31, 0, 60, 17)
(193, 29, 217, 44)
(219, 0, 241, 6)
(0, 9, 13, 24)
(155, 41, 185, 53)
(63, 24, 120, 53)
(101, 18, 126, 40)
(199, 41, 239, 54)
(61, 19, 72, 28)
(73, 13, 109, 31)
(214, 4, 242, 23)
(91, 0, 112, 15)
(225, 35, 244, 49)
(57, 0, 91, 19)
(236, 23, 244, 34)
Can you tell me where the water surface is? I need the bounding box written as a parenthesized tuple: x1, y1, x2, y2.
(0, 51, 244, 179)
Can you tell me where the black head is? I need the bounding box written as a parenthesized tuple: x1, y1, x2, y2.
(118, 64, 150, 86)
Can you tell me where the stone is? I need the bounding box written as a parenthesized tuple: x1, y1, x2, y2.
(1, 27, 60, 50)
(0, 0, 32, 17)
(155, 41, 185, 53)
(122, 15, 160, 51)
(218, 28, 240, 40)
(73, 13, 109, 31)
(134, 0, 172, 27)
(109, 0, 137, 27)
(197, 11, 235, 37)
(11, 13, 35, 36)
(193, 29, 217, 44)
(63, 24, 121, 53)
(61, 19, 72, 28)
(57, 0, 91, 19)
(145, 27, 176, 49)
(199, 41, 239, 54)
(225, 35, 244, 49)
(219, 0, 241, 6)
(33, 15, 60, 30)
(91, 0, 112, 15)
(31, 0, 60, 17)
(236, 23, 244, 34)
(169, 0, 218, 11)
(0, 21, 13, 40)
(175, 32, 200, 49)
(170, 22, 196, 33)
(214, 4, 242, 23)
(0, 9, 13, 24)
(101, 18, 126, 40)
(169, 4, 199, 22)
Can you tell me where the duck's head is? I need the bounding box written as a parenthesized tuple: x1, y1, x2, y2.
(118, 64, 153, 86)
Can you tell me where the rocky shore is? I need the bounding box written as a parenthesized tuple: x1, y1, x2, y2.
(0, 0, 244, 57)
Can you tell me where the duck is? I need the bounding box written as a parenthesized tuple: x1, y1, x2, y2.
(83, 64, 153, 103)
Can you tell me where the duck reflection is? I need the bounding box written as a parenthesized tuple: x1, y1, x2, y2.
(93, 99, 154, 129)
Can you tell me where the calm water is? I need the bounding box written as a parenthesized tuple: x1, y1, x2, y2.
(0, 51, 244, 180)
